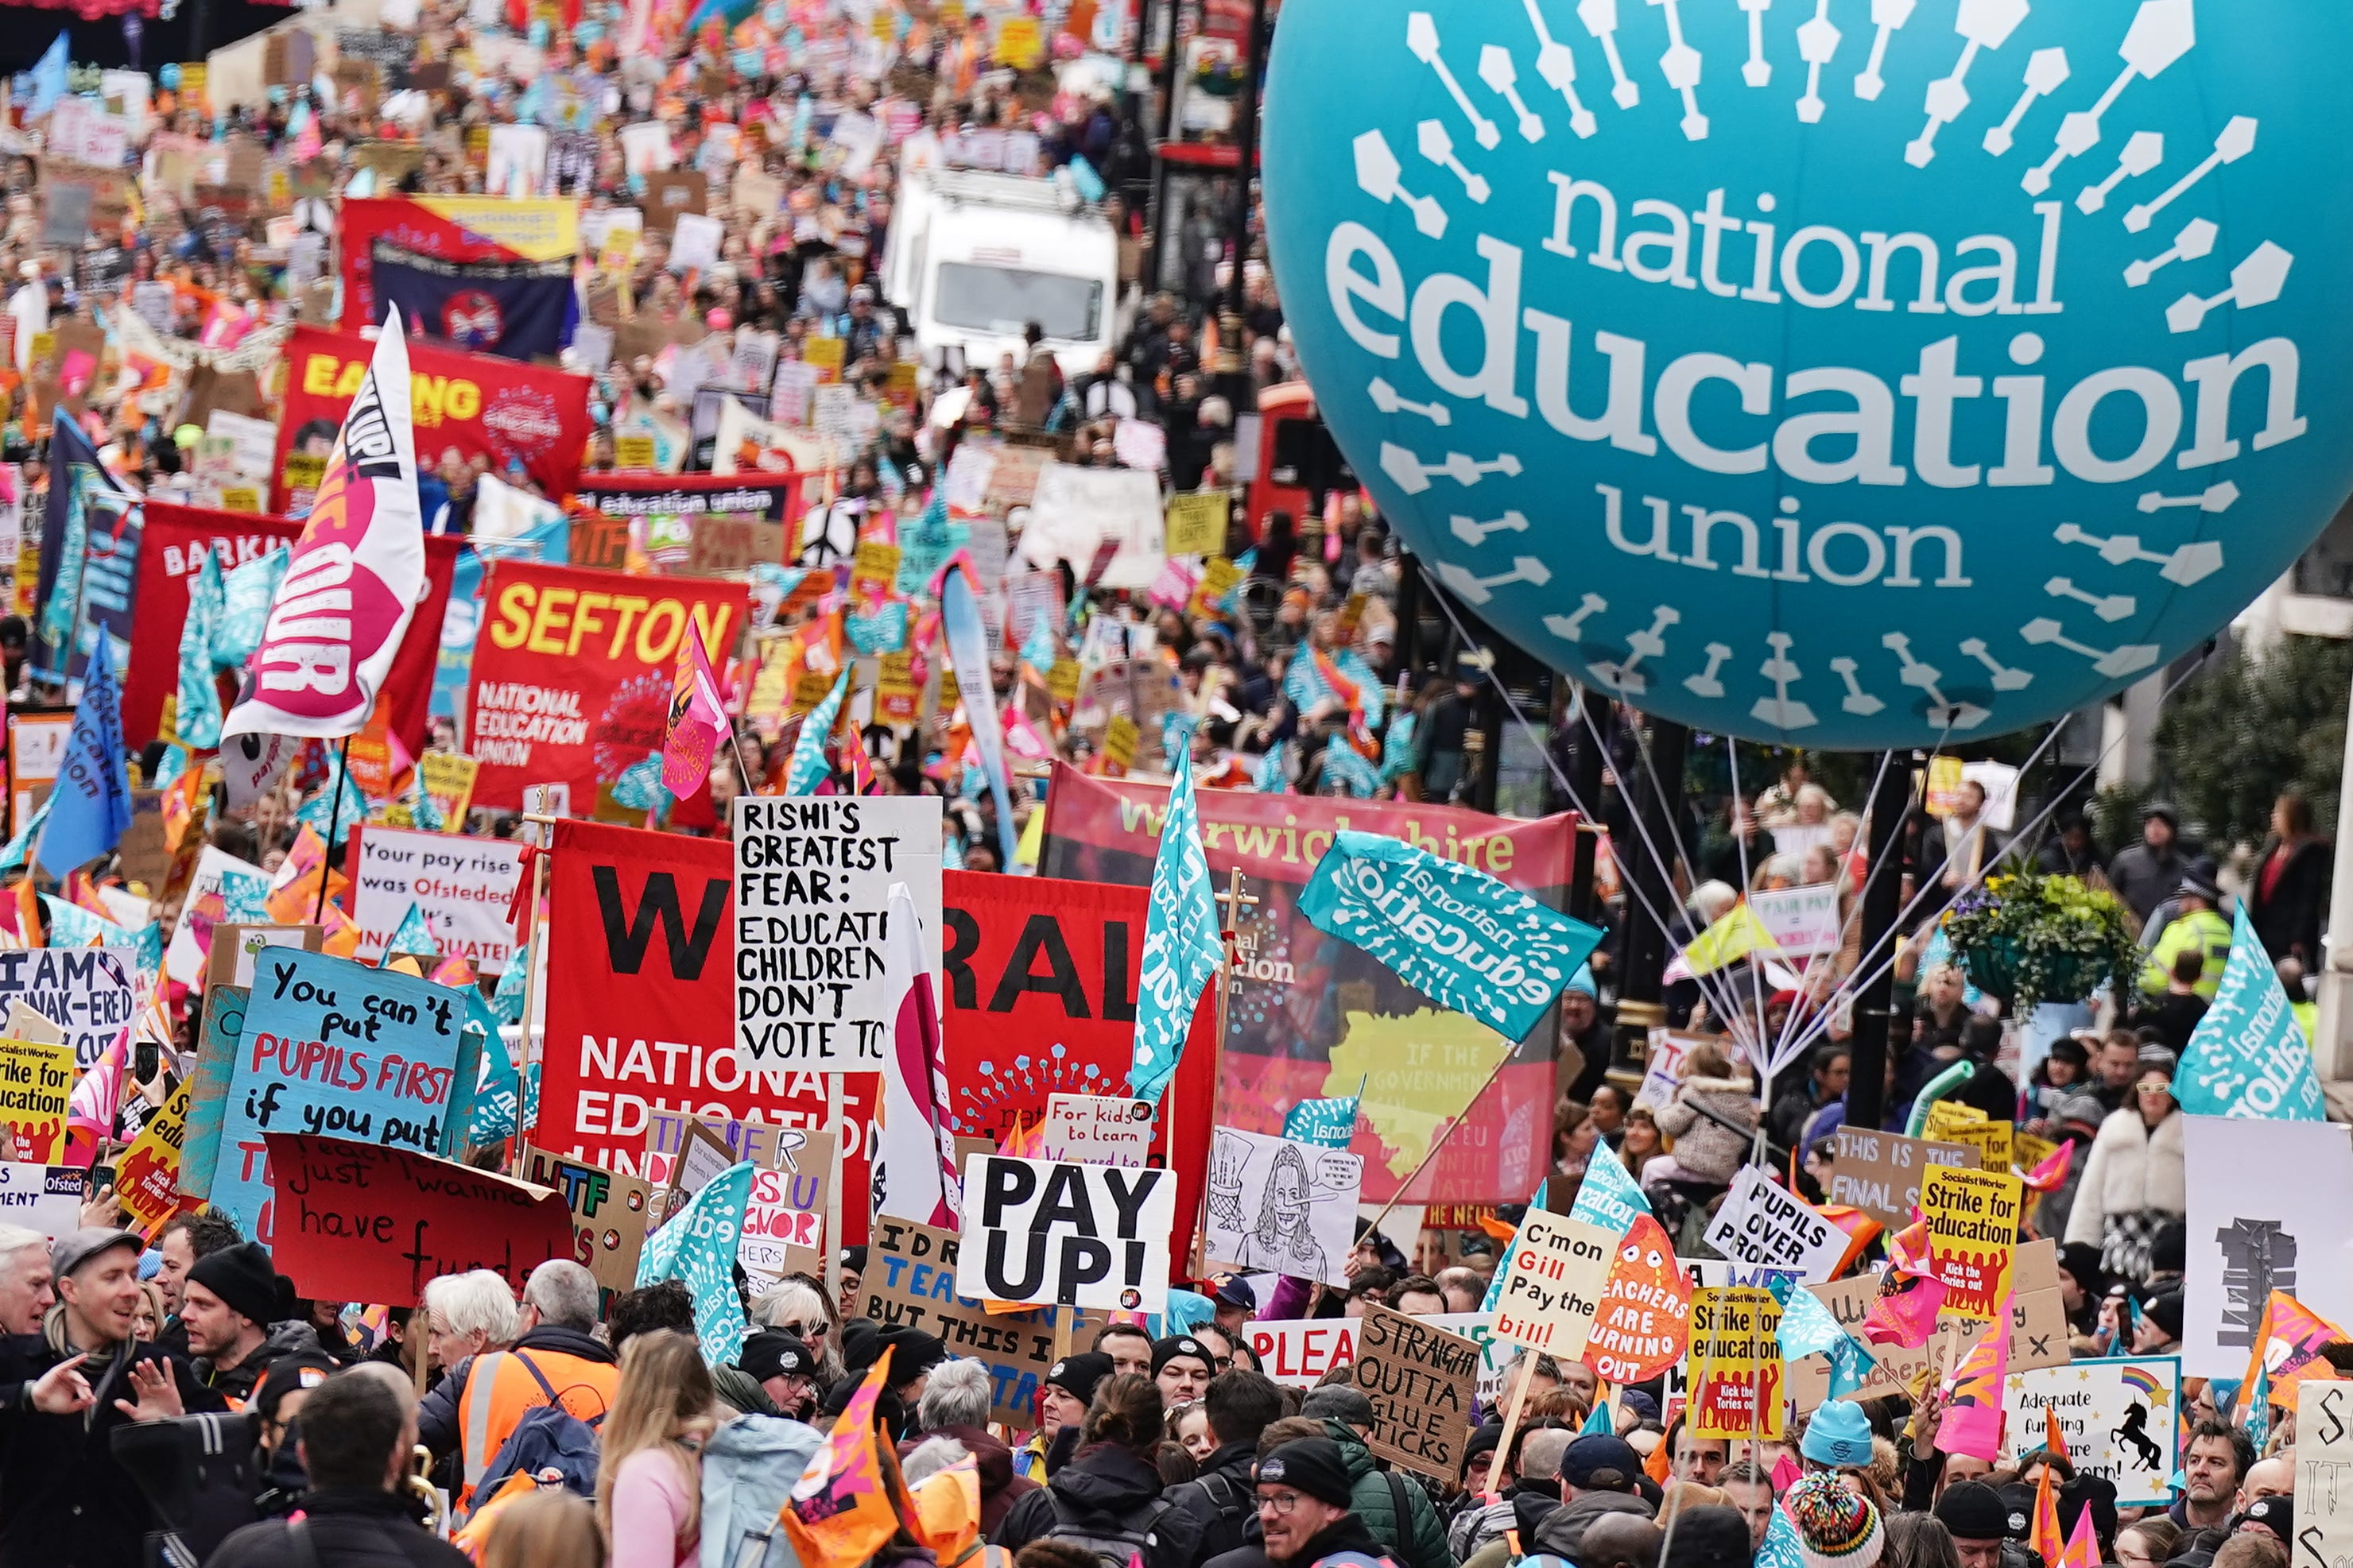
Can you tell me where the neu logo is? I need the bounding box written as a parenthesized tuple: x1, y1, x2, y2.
(1264, 0, 2353, 744)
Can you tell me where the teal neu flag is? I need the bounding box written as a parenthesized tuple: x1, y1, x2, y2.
(2173, 903, 2325, 1121)
(1129, 739, 1222, 1106)
(1777, 1275, 1876, 1399)
(1299, 830, 1603, 1042)
(786, 666, 850, 795)
(1284, 1078, 1366, 1149)
(1568, 1140, 1653, 1237)
(638, 1160, 755, 1365)
(176, 549, 227, 749)
(386, 902, 438, 958)
(1755, 1491, 1810, 1568)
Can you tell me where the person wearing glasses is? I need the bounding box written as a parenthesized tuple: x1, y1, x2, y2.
(1254, 1437, 1402, 1567)
(2063, 1046, 2187, 1286)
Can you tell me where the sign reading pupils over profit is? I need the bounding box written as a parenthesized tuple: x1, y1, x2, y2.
(1262, 1, 2353, 745)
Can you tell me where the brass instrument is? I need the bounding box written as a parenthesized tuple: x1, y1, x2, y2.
(409, 1443, 448, 1537)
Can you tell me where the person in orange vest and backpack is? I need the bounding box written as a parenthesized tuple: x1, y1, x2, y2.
(414, 1260, 618, 1512)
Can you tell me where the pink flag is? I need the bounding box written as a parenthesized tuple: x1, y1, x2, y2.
(874, 882, 956, 1226)
(2056, 1496, 2099, 1568)
(223, 311, 427, 741)
(2022, 1140, 2075, 1194)
(65, 1026, 130, 1164)
(1861, 1269, 1948, 1348)
(1937, 1305, 2013, 1461)
(661, 618, 730, 798)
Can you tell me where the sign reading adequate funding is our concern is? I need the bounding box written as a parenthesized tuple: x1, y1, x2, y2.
(962, 1152, 1176, 1313)
(1490, 1209, 1616, 1357)
(731, 796, 944, 1070)
(2003, 1357, 2181, 1506)
(1347, 1304, 1481, 1481)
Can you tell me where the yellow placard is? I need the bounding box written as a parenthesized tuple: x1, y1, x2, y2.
(1102, 712, 1138, 770)
(1190, 556, 1242, 618)
(1921, 1099, 1987, 1142)
(995, 14, 1043, 67)
(29, 333, 53, 366)
(418, 751, 479, 830)
(792, 668, 839, 716)
(283, 451, 328, 498)
(179, 64, 207, 104)
(614, 433, 658, 470)
(1047, 658, 1081, 705)
(851, 540, 902, 597)
(219, 486, 260, 513)
(876, 650, 918, 725)
(1688, 1286, 1785, 1440)
(1923, 754, 1970, 817)
(118, 1079, 192, 1237)
(883, 361, 920, 410)
(1917, 1165, 2023, 1323)
(938, 664, 960, 706)
(0, 1037, 75, 1163)
(1940, 1118, 2014, 1173)
(2014, 1131, 2058, 1174)
(802, 337, 846, 383)
(1165, 491, 1231, 558)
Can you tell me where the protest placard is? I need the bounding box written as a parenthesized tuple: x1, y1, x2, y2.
(1704, 1167, 1851, 1283)
(1822, 1126, 1978, 1231)
(1748, 884, 1844, 958)
(1163, 492, 1230, 557)
(654, 1120, 741, 1231)
(1688, 1286, 1786, 1440)
(2301, 1381, 2353, 1568)
(731, 796, 944, 1070)
(418, 753, 479, 827)
(1490, 1210, 1615, 1357)
(1940, 1120, 2017, 1173)
(864, 1216, 1068, 1427)
(0, 950, 143, 1068)
(214, 950, 467, 1240)
(518, 1144, 656, 1300)
(2003, 1356, 2180, 1504)
(1586, 1217, 1694, 1384)
(1247, 1319, 1363, 1388)
(351, 827, 526, 970)
(267, 1133, 573, 1307)
(1348, 1304, 1481, 1481)
(1040, 1095, 1153, 1168)
(0, 1037, 73, 1162)
(641, 1110, 804, 1186)
(1789, 1237, 2068, 1410)
(738, 1129, 831, 1281)
(2185, 1117, 2353, 1378)
(178, 987, 246, 1199)
(117, 1079, 191, 1237)
(1205, 1127, 1363, 1286)
(205, 925, 325, 990)
(963, 1152, 1175, 1312)
(0, 1163, 82, 1236)
(1918, 1166, 2024, 1322)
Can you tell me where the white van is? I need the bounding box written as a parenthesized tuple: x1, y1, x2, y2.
(881, 166, 1129, 380)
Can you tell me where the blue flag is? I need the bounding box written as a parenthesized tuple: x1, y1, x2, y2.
(295, 746, 370, 849)
(386, 902, 438, 958)
(34, 420, 134, 688)
(1569, 1140, 1653, 1236)
(1284, 1078, 1366, 1149)
(1755, 1491, 1809, 1568)
(25, 34, 66, 119)
(638, 1160, 755, 1365)
(786, 666, 850, 795)
(369, 245, 577, 362)
(39, 631, 132, 877)
(0, 793, 49, 875)
(1130, 733, 1223, 1106)
(176, 547, 227, 749)
(1777, 1276, 1877, 1400)
(2173, 902, 2325, 1121)
(1301, 830, 1604, 1042)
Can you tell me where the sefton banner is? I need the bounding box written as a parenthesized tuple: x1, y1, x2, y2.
(539, 820, 878, 1235)
(462, 560, 744, 811)
(337, 196, 581, 333)
(271, 325, 592, 513)
(1042, 765, 1580, 1202)
(124, 502, 458, 757)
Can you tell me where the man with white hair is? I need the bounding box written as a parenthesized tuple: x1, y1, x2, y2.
(414, 1261, 618, 1512)
(904, 1357, 1038, 1534)
(0, 1225, 53, 1336)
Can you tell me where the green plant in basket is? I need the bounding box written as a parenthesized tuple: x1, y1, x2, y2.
(1939, 862, 2139, 1014)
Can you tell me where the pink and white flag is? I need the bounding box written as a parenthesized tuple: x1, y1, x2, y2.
(874, 882, 957, 1226)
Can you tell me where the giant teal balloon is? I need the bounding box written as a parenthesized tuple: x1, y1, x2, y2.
(1264, 0, 2353, 745)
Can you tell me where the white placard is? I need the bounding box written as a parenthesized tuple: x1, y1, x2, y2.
(164, 845, 270, 986)
(0, 1163, 82, 1237)
(2002, 1356, 2181, 1506)
(351, 827, 527, 972)
(2301, 1382, 2353, 1568)
(1041, 1094, 1153, 1168)
(0, 950, 143, 1069)
(670, 211, 724, 273)
(1701, 1165, 1851, 1283)
(962, 1152, 1175, 1313)
(1204, 1126, 1363, 1287)
(1021, 463, 1166, 590)
(1247, 1311, 1509, 1404)
(2183, 1114, 2353, 1377)
(731, 796, 942, 1071)
(1749, 883, 1844, 959)
(205, 409, 279, 480)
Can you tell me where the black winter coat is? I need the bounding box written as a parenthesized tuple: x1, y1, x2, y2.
(992, 1442, 1206, 1568)
(207, 1488, 471, 1568)
(2248, 835, 2331, 966)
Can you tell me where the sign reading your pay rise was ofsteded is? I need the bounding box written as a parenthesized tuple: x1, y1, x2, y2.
(1264, 0, 2353, 745)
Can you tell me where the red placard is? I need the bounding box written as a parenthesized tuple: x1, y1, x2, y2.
(270, 325, 591, 513)
(264, 1132, 575, 1307)
(461, 560, 746, 811)
(124, 502, 460, 757)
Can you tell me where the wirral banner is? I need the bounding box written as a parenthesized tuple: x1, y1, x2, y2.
(126, 503, 458, 756)
(463, 560, 744, 810)
(1301, 830, 1602, 1043)
(1042, 765, 1580, 1202)
(370, 244, 576, 362)
(539, 820, 876, 1233)
(271, 324, 592, 513)
(337, 196, 581, 332)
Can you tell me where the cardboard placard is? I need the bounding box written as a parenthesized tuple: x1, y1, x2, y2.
(641, 171, 708, 232)
(737, 1128, 832, 1281)
(654, 1118, 740, 1231)
(1040, 1094, 1153, 1167)
(1688, 1285, 1786, 1440)
(640, 1108, 804, 1187)
(204, 924, 326, 990)
(1820, 1126, 1979, 1231)
(1790, 1237, 2068, 1410)
(1347, 1303, 1480, 1481)
(961, 1152, 1175, 1312)
(1489, 1209, 1615, 1357)
(518, 1144, 656, 1299)
(864, 1215, 1068, 1427)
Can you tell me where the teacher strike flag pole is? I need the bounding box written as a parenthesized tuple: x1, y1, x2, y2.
(222, 308, 428, 745)
(1130, 715, 1221, 1108)
(874, 883, 957, 1226)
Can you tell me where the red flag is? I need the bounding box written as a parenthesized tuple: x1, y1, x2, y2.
(2030, 1460, 2064, 1566)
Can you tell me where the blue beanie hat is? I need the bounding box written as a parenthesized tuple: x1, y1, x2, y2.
(1802, 1400, 1877, 1469)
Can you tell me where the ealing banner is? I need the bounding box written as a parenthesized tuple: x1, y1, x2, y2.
(539, 820, 877, 1234)
(462, 560, 745, 811)
(270, 324, 592, 513)
(1041, 765, 1580, 1202)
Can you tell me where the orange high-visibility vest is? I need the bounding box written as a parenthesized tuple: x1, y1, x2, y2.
(453, 1349, 618, 1508)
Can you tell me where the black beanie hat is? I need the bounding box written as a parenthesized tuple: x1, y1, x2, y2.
(1152, 1335, 1214, 1377)
(1257, 1437, 1356, 1508)
(1044, 1351, 1116, 1409)
(738, 1331, 815, 1384)
(1937, 1481, 2012, 1543)
(187, 1241, 284, 1329)
(1661, 1504, 1754, 1568)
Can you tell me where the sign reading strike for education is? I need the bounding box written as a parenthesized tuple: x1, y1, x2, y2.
(1300, 830, 1603, 1042)
(1789, 1238, 2070, 1411)
(962, 1152, 1175, 1313)
(731, 796, 944, 1070)
(1689, 1286, 1786, 1440)
(2301, 1381, 2353, 1568)
(1823, 1127, 1979, 1232)
(0, 950, 143, 1069)
(0, 1162, 82, 1237)
(215, 950, 466, 1241)
(1491, 1210, 1615, 1358)
(2004, 1357, 2181, 1506)
(266, 1132, 574, 1307)
(0, 1036, 73, 1162)
(351, 827, 527, 970)
(518, 1144, 656, 1299)
(1918, 1167, 2024, 1322)
(1704, 1167, 1851, 1283)
(117, 1079, 192, 1237)
(1348, 1304, 1481, 1481)
(1041, 1095, 1154, 1167)
(864, 1216, 1068, 1429)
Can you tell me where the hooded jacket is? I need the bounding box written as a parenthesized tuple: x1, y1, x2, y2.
(991, 1442, 1204, 1568)
(1273, 1512, 1403, 1568)
(200, 1319, 325, 1405)
(903, 1423, 1040, 1536)
(1321, 1419, 1452, 1568)
(1653, 1074, 1760, 1185)
(1163, 1438, 1262, 1565)
(1531, 1488, 1658, 1560)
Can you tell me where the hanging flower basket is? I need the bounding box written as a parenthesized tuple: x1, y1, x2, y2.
(1940, 867, 2140, 1014)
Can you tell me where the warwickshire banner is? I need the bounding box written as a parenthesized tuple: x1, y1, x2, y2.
(539, 819, 877, 1235)
(336, 196, 581, 332)
(461, 560, 744, 810)
(1041, 765, 1580, 1202)
(270, 325, 592, 513)
(124, 503, 459, 757)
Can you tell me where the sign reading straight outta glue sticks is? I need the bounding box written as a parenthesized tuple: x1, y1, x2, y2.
(1490, 1210, 1615, 1357)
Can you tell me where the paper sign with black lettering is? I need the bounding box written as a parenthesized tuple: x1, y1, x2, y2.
(864, 1216, 1071, 1428)
(1041, 1094, 1153, 1167)
(0, 1162, 82, 1236)
(1205, 1126, 1363, 1286)
(351, 826, 526, 970)
(2002, 1355, 2180, 1505)
(2300, 1381, 2353, 1568)
(731, 796, 943, 1070)
(266, 1132, 573, 1307)
(1490, 1209, 1615, 1358)
(0, 949, 143, 1068)
(1348, 1304, 1481, 1481)
(214, 950, 466, 1240)
(1704, 1166, 1851, 1283)
(962, 1152, 1175, 1312)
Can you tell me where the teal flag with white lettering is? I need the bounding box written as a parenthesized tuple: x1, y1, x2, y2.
(638, 1160, 754, 1365)
(2174, 902, 2324, 1121)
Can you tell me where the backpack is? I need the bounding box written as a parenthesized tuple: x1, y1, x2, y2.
(467, 1354, 603, 1512)
(1041, 1490, 1175, 1568)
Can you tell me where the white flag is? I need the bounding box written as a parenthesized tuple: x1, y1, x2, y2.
(874, 882, 957, 1227)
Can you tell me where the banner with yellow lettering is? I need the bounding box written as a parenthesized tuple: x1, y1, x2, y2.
(463, 559, 745, 811)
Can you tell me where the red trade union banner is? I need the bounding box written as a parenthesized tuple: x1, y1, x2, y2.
(462, 560, 745, 811)
(1041, 764, 1580, 1203)
(540, 821, 879, 1236)
(124, 502, 459, 757)
(335, 197, 579, 333)
(269, 325, 591, 513)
